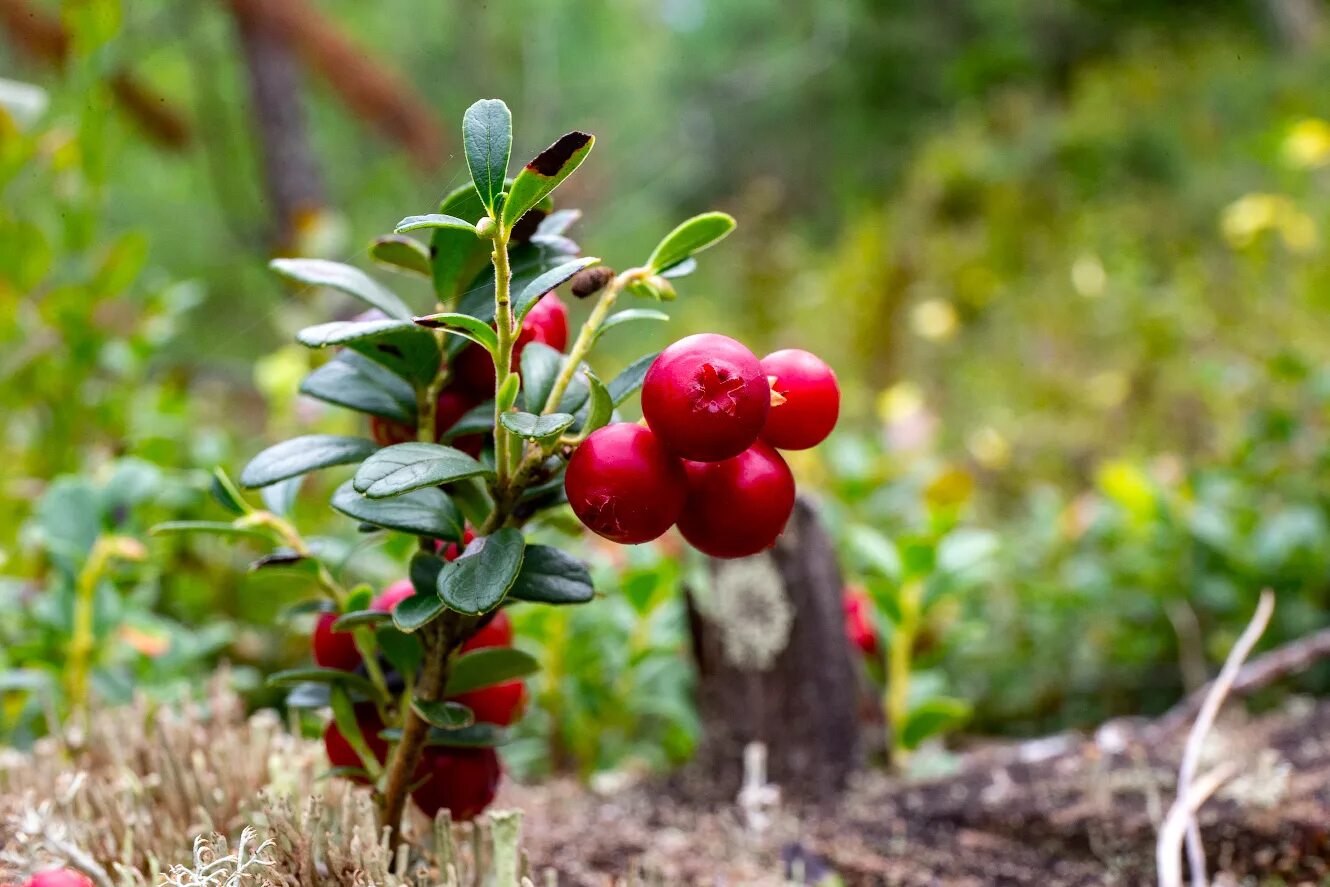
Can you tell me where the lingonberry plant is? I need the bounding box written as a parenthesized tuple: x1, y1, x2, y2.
(155, 99, 836, 846)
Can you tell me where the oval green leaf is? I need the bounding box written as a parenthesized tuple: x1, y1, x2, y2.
(353, 442, 494, 499)
(444, 644, 539, 694)
(499, 411, 574, 442)
(501, 131, 595, 229)
(270, 258, 412, 320)
(508, 544, 594, 605)
(412, 698, 475, 729)
(330, 480, 463, 540)
(462, 99, 512, 213)
(371, 234, 431, 277)
(300, 352, 416, 423)
(413, 312, 499, 354)
(240, 435, 377, 489)
(514, 256, 600, 326)
(394, 213, 476, 234)
(436, 528, 525, 615)
(646, 212, 736, 274)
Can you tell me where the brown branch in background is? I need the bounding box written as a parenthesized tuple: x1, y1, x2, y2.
(228, 0, 446, 170)
(0, 0, 191, 149)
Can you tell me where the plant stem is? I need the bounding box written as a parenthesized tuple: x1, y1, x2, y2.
(67, 536, 146, 716)
(381, 624, 447, 850)
(541, 271, 631, 416)
(886, 579, 921, 766)
(491, 233, 515, 486)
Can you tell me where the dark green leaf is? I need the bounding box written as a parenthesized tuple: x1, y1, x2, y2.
(279, 598, 334, 622)
(395, 213, 476, 234)
(412, 698, 475, 729)
(270, 258, 412, 320)
(508, 545, 594, 604)
(150, 520, 268, 539)
(296, 319, 441, 386)
(353, 443, 493, 498)
(445, 645, 539, 694)
(514, 257, 599, 326)
(249, 549, 308, 571)
(646, 212, 736, 273)
(899, 697, 971, 750)
(499, 412, 574, 442)
(457, 237, 580, 324)
(331, 609, 391, 631)
(393, 588, 446, 632)
(380, 723, 510, 748)
(286, 682, 331, 708)
(413, 312, 499, 354)
(519, 343, 563, 413)
(331, 480, 463, 539)
(594, 309, 669, 343)
(331, 685, 381, 775)
(496, 373, 521, 412)
(300, 352, 416, 423)
(501, 131, 595, 228)
(241, 435, 377, 489)
(436, 528, 525, 615)
(462, 99, 511, 213)
(580, 371, 612, 436)
(377, 625, 423, 677)
(607, 351, 660, 406)
(370, 234, 431, 277)
(267, 667, 382, 701)
(431, 184, 492, 302)
(443, 400, 496, 441)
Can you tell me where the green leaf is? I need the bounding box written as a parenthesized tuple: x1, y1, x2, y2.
(394, 588, 445, 632)
(413, 312, 499, 354)
(462, 99, 511, 214)
(210, 468, 249, 515)
(444, 400, 496, 441)
(240, 435, 377, 489)
(899, 697, 971, 750)
(286, 682, 331, 708)
(261, 475, 302, 517)
(331, 685, 381, 776)
(370, 234, 431, 277)
(353, 443, 493, 499)
(514, 257, 600, 326)
(646, 212, 736, 273)
(296, 319, 441, 386)
(519, 343, 563, 413)
(536, 208, 580, 237)
(331, 480, 463, 540)
(437, 528, 525, 615)
(300, 352, 416, 423)
(431, 184, 492, 302)
(496, 373, 521, 413)
(270, 258, 412, 320)
(607, 351, 660, 406)
(150, 520, 269, 539)
(445, 645, 539, 694)
(580, 371, 612, 436)
(659, 257, 696, 278)
(377, 625, 423, 677)
(413, 723, 510, 748)
(508, 544, 594, 604)
(267, 667, 382, 701)
(500, 412, 574, 442)
(394, 213, 476, 234)
(501, 131, 595, 228)
(594, 309, 669, 343)
(331, 609, 391, 631)
(412, 698, 475, 729)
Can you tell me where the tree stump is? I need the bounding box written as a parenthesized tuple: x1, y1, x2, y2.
(684, 496, 858, 804)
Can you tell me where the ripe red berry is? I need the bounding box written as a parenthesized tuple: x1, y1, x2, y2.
(372, 579, 416, 614)
(642, 333, 770, 461)
(410, 747, 501, 821)
(436, 527, 478, 563)
(842, 585, 879, 656)
(312, 611, 362, 671)
(455, 292, 570, 397)
(24, 871, 93, 887)
(760, 349, 839, 450)
(451, 680, 526, 726)
(677, 441, 796, 559)
(322, 706, 389, 783)
(463, 608, 513, 651)
(369, 384, 484, 453)
(564, 423, 686, 544)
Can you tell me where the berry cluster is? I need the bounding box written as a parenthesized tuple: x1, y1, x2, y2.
(313, 530, 521, 820)
(565, 335, 838, 558)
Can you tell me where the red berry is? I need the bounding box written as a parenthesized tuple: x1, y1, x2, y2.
(642, 334, 770, 461)
(24, 871, 93, 887)
(677, 441, 795, 558)
(843, 585, 879, 656)
(450, 680, 526, 726)
(410, 747, 501, 821)
(322, 706, 389, 783)
(455, 292, 569, 397)
(463, 608, 513, 651)
(760, 349, 839, 450)
(368, 384, 484, 454)
(372, 579, 416, 614)
(436, 527, 478, 563)
(312, 611, 361, 671)
(565, 423, 687, 544)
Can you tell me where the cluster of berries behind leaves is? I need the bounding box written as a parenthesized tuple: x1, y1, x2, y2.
(565, 335, 839, 557)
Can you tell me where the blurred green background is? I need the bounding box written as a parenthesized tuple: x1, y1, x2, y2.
(6, 0, 1330, 774)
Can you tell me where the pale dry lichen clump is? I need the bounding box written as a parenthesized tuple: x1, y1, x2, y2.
(700, 555, 793, 672)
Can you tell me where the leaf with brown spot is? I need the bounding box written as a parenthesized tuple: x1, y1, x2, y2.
(501, 131, 595, 229)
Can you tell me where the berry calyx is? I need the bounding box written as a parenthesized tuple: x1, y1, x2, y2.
(410, 746, 501, 820)
(312, 610, 361, 671)
(455, 292, 569, 397)
(24, 871, 94, 887)
(323, 706, 389, 784)
(565, 423, 686, 544)
(759, 349, 839, 450)
(677, 440, 796, 559)
(642, 333, 770, 461)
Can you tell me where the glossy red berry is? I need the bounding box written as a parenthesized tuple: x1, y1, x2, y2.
(463, 608, 513, 651)
(312, 611, 361, 671)
(437, 527, 478, 563)
(760, 349, 839, 450)
(455, 292, 570, 397)
(372, 579, 416, 614)
(642, 333, 770, 461)
(843, 585, 879, 656)
(322, 706, 389, 783)
(677, 441, 796, 559)
(368, 383, 484, 452)
(451, 680, 526, 726)
(564, 423, 686, 544)
(24, 871, 94, 887)
(410, 747, 501, 821)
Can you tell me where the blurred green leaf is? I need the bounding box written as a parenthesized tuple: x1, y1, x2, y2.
(412, 698, 475, 729)
(445, 645, 538, 694)
(646, 212, 736, 273)
(270, 258, 412, 320)
(370, 234, 431, 277)
(899, 697, 970, 750)
(240, 435, 377, 489)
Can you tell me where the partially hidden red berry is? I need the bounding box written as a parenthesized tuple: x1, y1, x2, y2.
(323, 706, 389, 783)
(451, 680, 526, 726)
(372, 578, 416, 614)
(368, 383, 484, 456)
(843, 585, 879, 656)
(760, 348, 840, 450)
(564, 423, 686, 544)
(463, 608, 513, 651)
(642, 333, 770, 461)
(455, 292, 569, 397)
(410, 747, 501, 821)
(677, 440, 795, 559)
(312, 610, 362, 671)
(24, 871, 93, 887)
(436, 527, 478, 562)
